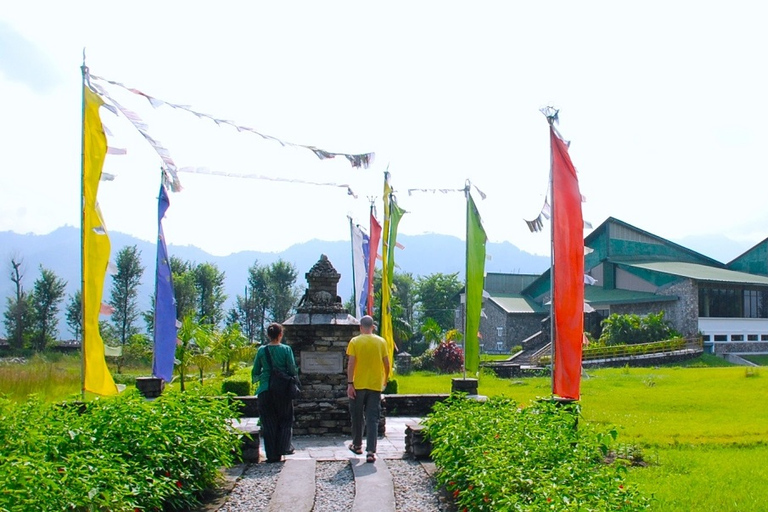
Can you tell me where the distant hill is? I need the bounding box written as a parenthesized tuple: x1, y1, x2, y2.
(0, 227, 551, 338)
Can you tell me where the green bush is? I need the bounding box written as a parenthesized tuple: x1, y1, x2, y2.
(412, 348, 436, 372)
(599, 311, 681, 346)
(384, 379, 398, 394)
(222, 379, 252, 396)
(423, 396, 650, 511)
(0, 388, 242, 511)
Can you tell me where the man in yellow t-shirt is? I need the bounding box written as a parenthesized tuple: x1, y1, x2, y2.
(346, 315, 390, 462)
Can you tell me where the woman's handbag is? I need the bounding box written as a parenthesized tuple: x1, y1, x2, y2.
(264, 346, 301, 399)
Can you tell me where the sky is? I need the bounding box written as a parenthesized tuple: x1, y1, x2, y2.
(2, 2, 768, 262)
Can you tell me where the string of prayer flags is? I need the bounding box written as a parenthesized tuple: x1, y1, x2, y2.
(90, 74, 375, 169)
(176, 166, 358, 197)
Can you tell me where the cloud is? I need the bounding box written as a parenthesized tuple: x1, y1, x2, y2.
(0, 21, 62, 94)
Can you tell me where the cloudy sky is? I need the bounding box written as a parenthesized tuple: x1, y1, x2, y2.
(2, 2, 767, 260)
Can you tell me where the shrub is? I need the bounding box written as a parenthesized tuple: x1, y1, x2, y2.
(384, 379, 398, 394)
(222, 379, 252, 396)
(0, 388, 242, 511)
(413, 348, 436, 372)
(423, 396, 650, 511)
(433, 341, 464, 373)
(599, 311, 681, 345)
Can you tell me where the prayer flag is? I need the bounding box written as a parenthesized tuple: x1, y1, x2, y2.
(350, 220, 369, 318)
(465, 192, 487, 375)
(82, 85, 118, 396)
(380, 173, 396, 359)
(153, 182, 178, 382)
(550, 124, 585, 400)
(367, 211, 382, 316)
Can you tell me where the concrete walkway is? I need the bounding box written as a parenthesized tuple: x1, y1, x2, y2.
(228, 417, 422, 512)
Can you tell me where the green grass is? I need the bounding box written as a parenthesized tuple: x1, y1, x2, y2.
(0, 353, 83, 401)
(742, 354, 768, 366)
(397, 360, 768, 511)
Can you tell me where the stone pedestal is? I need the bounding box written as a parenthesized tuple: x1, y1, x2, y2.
(451, 377, 478, 395)
(283, 255, 386, 436)
(395, 351, 412, 375)
(405, 422, 431, 459)
(135, 377, 164, 399)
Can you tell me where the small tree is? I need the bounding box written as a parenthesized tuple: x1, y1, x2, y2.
(30, 266, 67, 352)
(213, 323, 256, 376)
(3, 257, 33, 350)
(175, 315, 212, 392)
(65, 290, 82, 341)
(109, 246, 144, 372)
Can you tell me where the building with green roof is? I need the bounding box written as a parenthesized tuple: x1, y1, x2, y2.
(472, 217, 768, 358)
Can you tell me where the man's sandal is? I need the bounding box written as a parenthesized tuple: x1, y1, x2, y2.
(348, 443, 363, 455)
(366, 452, 376, 463)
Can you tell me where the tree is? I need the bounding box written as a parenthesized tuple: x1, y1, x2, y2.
(3, 257, 33, 349)
(30, 266, 67, 351)
(65, 290, 82, 340)
(109, 246, 145, 349)
(267, 259, 300, 323)
(229, 261, 270, 343)
(415, 272, 463, 332)
(175, 315, 212, 392)
(194, 262, 227, 328)
(212, 323, 255, 376)
(170, 256, 198, 321)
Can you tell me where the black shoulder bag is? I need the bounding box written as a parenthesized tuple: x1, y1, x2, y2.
(264, 346, 301, 399)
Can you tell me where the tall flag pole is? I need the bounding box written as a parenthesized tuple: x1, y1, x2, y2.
(546, 108, 585, 400)
(153, 178, 178, 382)
(367, 202, 382, 316)
(80, 61, 118, 396)
(464, 183, 487, 377)
(349, 217, 369, 318)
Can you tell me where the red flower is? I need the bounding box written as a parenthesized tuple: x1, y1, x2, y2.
(176, 480, 183, 488)
(165, 471, 170, 477)
(453, 489, 460, 499)
(483, 496, 490, 503)
(468, 484, 474, 491)
(619, 484, 624, 489)
(547, 497, 552, 503)
(448, 481, 456, 488)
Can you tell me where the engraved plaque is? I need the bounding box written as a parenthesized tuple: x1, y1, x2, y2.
(301, 352, 343, 374)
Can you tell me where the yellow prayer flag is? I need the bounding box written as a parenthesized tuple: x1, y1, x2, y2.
(82, 85, 118, 396)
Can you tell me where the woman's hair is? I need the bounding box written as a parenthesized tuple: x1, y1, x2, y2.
(266, 322, 283, 341)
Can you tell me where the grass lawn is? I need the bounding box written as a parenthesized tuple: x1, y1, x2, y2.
(396, 360, 768, 511)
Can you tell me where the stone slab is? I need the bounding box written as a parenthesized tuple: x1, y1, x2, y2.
(267, 459, 316, 512)
(351, 457, 395, 512)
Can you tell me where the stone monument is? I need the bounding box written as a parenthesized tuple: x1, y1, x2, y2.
(283, 255, 381, 435)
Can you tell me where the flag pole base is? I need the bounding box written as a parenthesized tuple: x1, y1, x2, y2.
(451, 378, 478, 395)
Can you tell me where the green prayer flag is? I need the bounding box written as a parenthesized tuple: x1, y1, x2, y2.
(465, 193, 487, 375)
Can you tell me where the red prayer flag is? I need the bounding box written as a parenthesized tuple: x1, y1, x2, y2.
(551, 125, 585, 400)
(367, 211, 382, 316)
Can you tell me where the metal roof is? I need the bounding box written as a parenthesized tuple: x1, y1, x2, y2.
(488, 294, 547, 314)
(623, 261, 768, 286)
(583, 286, 677, 306)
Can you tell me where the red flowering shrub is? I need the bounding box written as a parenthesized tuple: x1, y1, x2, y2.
(433, 340, 464, 373)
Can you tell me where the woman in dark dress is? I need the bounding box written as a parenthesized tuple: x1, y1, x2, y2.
(251, 323, 298, 463)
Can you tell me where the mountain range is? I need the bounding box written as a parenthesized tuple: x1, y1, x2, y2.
(0, 226, 553, 338)
(1, 226, 756, 339)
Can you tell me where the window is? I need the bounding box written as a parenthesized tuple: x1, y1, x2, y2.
(714, 334, 728, 342)
(748, 334, 758, 341)
(497, 327, 504, 337)
(699, 286, 768, 319)
(731, 334, 744, 341)
(496, 341, 504, 351)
